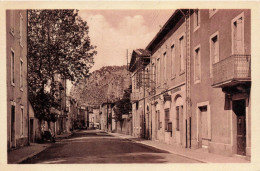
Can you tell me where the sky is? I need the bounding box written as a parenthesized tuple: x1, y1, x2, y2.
(78, 9, 174, 72)
(67, 9, 174, 93)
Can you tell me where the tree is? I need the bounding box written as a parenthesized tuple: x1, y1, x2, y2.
(113, 85, 132, 122)
(28, 10, 97, 121)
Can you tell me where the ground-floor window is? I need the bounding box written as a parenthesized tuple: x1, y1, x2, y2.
(157, 110, 160, 130)
(165, 109, 170, 130)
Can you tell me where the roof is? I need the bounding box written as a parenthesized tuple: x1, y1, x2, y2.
(146, 9, 192, 54)
(129, 49, 151, 72)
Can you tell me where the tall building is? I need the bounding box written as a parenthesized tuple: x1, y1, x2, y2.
(189, 9, 251, 158)
(130, 9, 251, 159)
(6, 10, 29, 150)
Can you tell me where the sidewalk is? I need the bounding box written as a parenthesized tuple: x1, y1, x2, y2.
(8, 130, 75, 164)
(8, 143, 50, 164)
(108, 132, 250, 163)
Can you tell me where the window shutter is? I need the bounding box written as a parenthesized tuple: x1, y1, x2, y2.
(236, 17, 243, 54)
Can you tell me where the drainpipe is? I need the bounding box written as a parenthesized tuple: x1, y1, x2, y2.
(180, 9, 192, 148)
(27, 10, 30, 146)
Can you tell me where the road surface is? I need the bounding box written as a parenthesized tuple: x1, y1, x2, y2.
(22, 129, 200, 164)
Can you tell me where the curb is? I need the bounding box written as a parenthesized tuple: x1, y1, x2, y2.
(108, 132, 206, 163)
(15, 144, 51, 164)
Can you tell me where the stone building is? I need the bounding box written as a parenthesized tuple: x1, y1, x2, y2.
(130, 9, 251, 159)
(6, 10, 29, 150)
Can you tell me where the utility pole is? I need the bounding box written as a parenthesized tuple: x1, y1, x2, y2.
(107, 97, 109, 131)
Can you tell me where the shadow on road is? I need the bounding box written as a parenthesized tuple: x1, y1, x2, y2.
(21, 130, 198, 164)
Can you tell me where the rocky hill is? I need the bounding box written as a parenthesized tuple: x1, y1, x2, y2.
(70, 65, 131, 106)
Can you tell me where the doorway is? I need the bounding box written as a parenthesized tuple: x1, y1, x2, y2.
(155, 110, 159, 140)
(30, 119, 34, 143)
(199, 106, 209, 148)
(233, 99, 246, 156)
(11, 105, 15, 148)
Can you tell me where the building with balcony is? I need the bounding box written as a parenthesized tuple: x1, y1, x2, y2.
(129, 49, 151, 139)
(189, 9, 251, 159)
(130, 9, 251, 159)
(7, 10, 29, 150)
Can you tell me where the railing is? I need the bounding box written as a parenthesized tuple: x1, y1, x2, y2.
(212, 54, 251, 87)
(130, 92, 141, 102)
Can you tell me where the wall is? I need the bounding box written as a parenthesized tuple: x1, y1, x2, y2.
(150, 13, 187, 147)
(189, 9, 251, 157)
(7, 10, 28, 150)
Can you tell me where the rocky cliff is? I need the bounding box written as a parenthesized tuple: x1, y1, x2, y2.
(70, 65, 131, 106)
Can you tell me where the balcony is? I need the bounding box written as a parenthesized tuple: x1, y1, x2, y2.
(130, 92, 141, 102)
(212, 54, 251, 88)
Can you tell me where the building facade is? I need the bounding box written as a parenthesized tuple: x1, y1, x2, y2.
(130, 9, 251, 159)
(100, 103, 114, 132)
(189, 9, 251, 158)
(7, 10, 29, 150)
(129, 49, 151, 139)
(146, 10, 189, 147)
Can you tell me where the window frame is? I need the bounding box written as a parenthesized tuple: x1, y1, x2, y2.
(194, 45, 201, 84)
(10, 10, 15, 36)
(164, 109, 170, 131)
(171, 42, 176, 79)
(163, 51, 167, 83)
(209, 9, 218, 18)
(156, 57, 161, 87)
(194, 9, 200, 32)
(20, 105, 24, 136)
(179, 34, 185, 74)
(209, 31, 219, 78)
(20, 58, 24, 91)
(19, 12, 24, 47)
(231, 12, 245, 55)
(11, 49, 15, 86)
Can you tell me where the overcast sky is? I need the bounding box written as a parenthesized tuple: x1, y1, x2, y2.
(68, 10, 174, 93)
(78, 9, 174, 71)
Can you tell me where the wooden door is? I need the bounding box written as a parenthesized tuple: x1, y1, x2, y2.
(200, 106, 208, 147)
(233, 99, 246, 156)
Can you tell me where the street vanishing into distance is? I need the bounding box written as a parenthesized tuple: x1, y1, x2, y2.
(22, 130, 200, 164)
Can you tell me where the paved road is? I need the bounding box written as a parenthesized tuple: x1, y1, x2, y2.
(22, 130, 200, 163)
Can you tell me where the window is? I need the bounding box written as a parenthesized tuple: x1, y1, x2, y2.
(156, 58, 160, 86)
(179, 36, 185, 72)
(171, 44, 175, 77)
(20, 59, 23, 89)
(163, 52, 167, 82)
(11, 50, 15, 86)
(152, 62, 155, 86)
(210, 33, 219, 77)
(194, 46, 201, 83)
(21, 106, 24, 136)
(194, 9, 200, 31)
(165, 109, 170, 131)
(232, 13, 244, 55)
(176, 106, 180, 131)
(10, 10, 15, 35)
(19, 13, 23, 47)
(209, 9, 218, 18)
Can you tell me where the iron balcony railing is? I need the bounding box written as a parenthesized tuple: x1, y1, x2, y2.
(212, 54, 251, 88)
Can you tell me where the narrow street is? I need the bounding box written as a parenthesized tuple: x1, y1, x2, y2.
(22, 130, 200, 164)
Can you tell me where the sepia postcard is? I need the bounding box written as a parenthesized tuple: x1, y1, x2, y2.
(0, 1, 260, 171)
